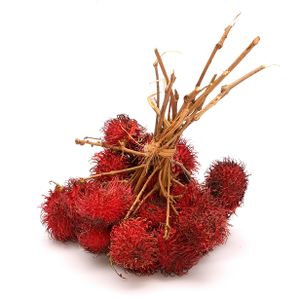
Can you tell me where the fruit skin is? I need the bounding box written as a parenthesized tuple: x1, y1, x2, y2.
(172, 139, 199, 178)
(156, 201, 228, 275)
(75, 179, 134, 225)
(90, 149, 131, 181)
(204, 158, 248, 215)
(110, 218, 159, 274)
(136, 195, 166, 228)
(103, 114, 144, 147)
(76, 222, 110, 254)
(41, 186, 76, 242)
(157, 225, 203, 276)
(172, 179, 204, 211)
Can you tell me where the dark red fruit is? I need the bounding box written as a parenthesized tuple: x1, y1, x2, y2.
(205, 158, 248, 214)
(42, 186, 75, 242)
(172, 179, 204, 211)
(172, 139, 198, 177)
(178, 205, 229, 253)
(157, 224, 202, 276)
(110, 218, 159, 274)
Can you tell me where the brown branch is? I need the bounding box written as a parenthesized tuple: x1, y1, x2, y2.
(195, 13, 240, 89)
(164, 162, 171, 239)
(173, 89, 179, 118)
(154, 48, 170, 84)
(172, 177, 185, 187)
(154, 62, 160, 135)
(147, 94, 170, 127)
(194, 64, 266, 120)
(131, 185, 159, 216)
(158, 166, 169, 198)
(75, 138, 146, 157)
(157, 72, 176, 133)
(83, 164, 146, 180)
(154, 48, 177, 124)
(161, 36, 261, 151)
(171, 202, 179, 215)
(125, 165, 160, 219)
(192, 36, 261, 112)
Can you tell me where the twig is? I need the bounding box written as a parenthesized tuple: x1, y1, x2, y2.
(154, 62, 160, 135)
(131, 185, 159, 216)
(83, 164, 146, 180)
(75, 138, 146, 157)
(125, 165, 160, 219)
(171, 177, 185, 187)
(157, 72, 176, 133)
(192, 36, 261, 112)
(164, 162, 171, 239)
(194, 64, 266, 120)
(147, 94, 170, 127)
(195, 13, 240, 89)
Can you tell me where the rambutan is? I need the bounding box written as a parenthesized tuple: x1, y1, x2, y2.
(204, 158, 248, 214)
(178, 206, 229, 253)
(90, 149, 130, 180)
(76, 222, 110, 253)
(156, 224, 202, 276)
(42, 21, 261, 276)
(110, 218, 159, 274)
(75, 179, 134, 225)
(137, 195, 166, 228)
(157, 203, 228, 275)
(42, 186, 75, 242)
(63, 179, 88, 220)
(172, 139, 198, 177)
(103, 114, 144, 147)
(172, 179, 204, 211)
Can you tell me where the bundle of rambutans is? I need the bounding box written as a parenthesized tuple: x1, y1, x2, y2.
(41, 18, 265, 276)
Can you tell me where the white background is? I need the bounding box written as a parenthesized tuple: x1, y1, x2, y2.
(0, 0, 299, 299)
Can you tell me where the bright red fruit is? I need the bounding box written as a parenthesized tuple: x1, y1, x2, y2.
(42, 187, 75, 242)
(76, 179, 134, 225)
(110, 218, 159, 274)
(157, 225, 202, 276)
(103, 114, 144, 147)
(137, 195, 166, 228)
(172, 139, 198, 177)
(91, 149, 130, 180)
(76, 222, 110, 253)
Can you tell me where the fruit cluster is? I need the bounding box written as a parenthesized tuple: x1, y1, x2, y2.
(42, 115, 248, 276)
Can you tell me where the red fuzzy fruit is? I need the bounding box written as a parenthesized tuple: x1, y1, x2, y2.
(90, 149, 130, 181)
(178, 205, 229, 253)
(76, 179, 134, 225)
(76, 222, 110, 253)
(103, 114, 144, 147)
(157, 224, 202, 276)
(172, 179, 204, 211)
(137, 195, 166, 228)
(42, 186, 75, 242)
(172, 139, 198, 177)
(205, 158, 248, 214)
(63, 179, 88, 220)
(110, 218, 159, 274)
